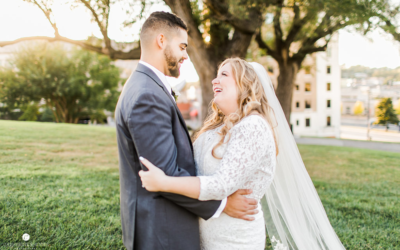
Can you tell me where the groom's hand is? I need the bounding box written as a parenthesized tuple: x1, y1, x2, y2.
(223, 189, 258, 221)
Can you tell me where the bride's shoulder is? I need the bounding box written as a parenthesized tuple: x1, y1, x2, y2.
(237, 115, 269, 128)
(231, 115, 271, 136)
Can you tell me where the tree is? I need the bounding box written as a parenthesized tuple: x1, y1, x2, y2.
(367, 1, 400, 43)
(0, 42, 122, 123)
(0, 0, 141, 60)
(353, 101, 364, 115)
(1, 0, 269, 120)
(254, 0, 389, 122)
(1, 0, 391, 121)
(18, 104, 40, 121)
(395, 99, 400, 115)
(164, 0, 270, 119)
(374, 98, 399, 131)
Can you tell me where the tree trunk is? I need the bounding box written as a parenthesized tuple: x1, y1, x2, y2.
(187, 31, 253, 121)
(187, 42, 219, 121)
(198, 63, 218, 121)
(275, 61, 299, 124)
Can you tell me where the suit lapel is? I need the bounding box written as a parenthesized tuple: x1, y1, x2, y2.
(136, 64, 194, 152)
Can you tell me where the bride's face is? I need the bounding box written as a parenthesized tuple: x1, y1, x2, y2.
(212, 63, 239, 116)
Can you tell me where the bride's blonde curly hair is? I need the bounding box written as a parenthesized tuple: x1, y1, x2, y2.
(194, 58, 279, 158)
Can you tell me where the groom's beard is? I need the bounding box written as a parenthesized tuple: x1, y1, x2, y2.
(164, 46, 181, 78)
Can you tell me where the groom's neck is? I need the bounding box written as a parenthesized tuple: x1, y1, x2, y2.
(140, 55, 166, 75)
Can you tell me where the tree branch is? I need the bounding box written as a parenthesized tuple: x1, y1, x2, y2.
(79, 0, 112, 50)
(273, 0, 284, 49)
(204, 0, 262, 34)
(255, 30, 279, 60)
(285, 5, 317, 46)
(301, 15, 350, 48)
(163, 0, 208, 59)
(383, 20, 400, 41)
(31, 0, 59, 36)
(292, 44, 327, 62)
(378, 13, 400, 42)
(0, 36, 141, 60)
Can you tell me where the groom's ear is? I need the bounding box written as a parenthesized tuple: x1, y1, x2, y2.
(155, 33, 167, 50)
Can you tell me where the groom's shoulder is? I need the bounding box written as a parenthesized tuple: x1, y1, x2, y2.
(119, 70, 166, 107)
(121, 70, 159, 96)
(128, 69, 156, 89)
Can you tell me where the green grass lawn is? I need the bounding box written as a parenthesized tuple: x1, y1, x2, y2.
(0, 120, 399, 249)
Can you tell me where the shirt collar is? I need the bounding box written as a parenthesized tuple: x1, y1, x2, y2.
(139, 61, 172, 95)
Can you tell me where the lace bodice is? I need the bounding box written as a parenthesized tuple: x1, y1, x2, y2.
(194, 115, 277, 250)
(194, 115, 277, 202)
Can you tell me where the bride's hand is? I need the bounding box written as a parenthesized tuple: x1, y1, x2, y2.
(139, 157, 168, 192)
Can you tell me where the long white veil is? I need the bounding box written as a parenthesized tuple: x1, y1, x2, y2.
(249, 62, 345, 250)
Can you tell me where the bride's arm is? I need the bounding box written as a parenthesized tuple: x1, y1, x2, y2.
(139, 117, 273, 200)
(139, 157, 201, 199)
(196, 117, 271, 201)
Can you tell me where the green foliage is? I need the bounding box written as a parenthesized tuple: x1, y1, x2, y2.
(1, 121, 399, 249)
(259, 0, 388, 54)
(18, 104, 40, 122)
(39, 107, 55, 122)
(0, 42, 122, 123)
(375, 98, 399, 127)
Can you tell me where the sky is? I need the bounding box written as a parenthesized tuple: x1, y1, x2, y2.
(1, 0, 400, 85)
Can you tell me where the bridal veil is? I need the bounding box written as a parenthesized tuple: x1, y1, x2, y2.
(249, 62, 345, 250)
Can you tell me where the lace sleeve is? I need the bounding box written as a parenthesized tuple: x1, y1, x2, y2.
(198, 116, 274, 201)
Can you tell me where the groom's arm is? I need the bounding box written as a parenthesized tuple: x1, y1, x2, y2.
(128, 89, 222, 219)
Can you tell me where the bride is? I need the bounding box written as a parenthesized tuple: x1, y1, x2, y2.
(139, 58, 345, 250)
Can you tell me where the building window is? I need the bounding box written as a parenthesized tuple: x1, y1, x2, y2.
(296, 102, 300, 108)
(327, 66, 331, 74)
(296, 120, 299, 126)
(305, 100, 311, 109)
(346, 107, 350, 114)
(327, 100, 331, 108)
(327, 83, 331, 91)
(306, 118, 310, 127)
(327, 116, 331, 126)
(295, 84, 299, 90)
(305, 83, 311, 92)
(327, 47, 332, 57)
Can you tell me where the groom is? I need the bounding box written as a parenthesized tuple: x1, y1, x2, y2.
(115, 12, 258, 250)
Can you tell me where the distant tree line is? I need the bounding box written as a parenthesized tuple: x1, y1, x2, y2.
(342, 65, 400, 84)
(0, 42, 123, 123)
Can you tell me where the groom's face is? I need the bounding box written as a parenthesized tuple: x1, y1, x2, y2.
(163, 28, 188, 78)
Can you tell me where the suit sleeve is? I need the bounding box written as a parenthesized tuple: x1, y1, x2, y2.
(127, 89, 221, 220)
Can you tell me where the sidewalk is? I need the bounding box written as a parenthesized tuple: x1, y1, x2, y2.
(340, 126, 400, 143)
(295, 137, 400, 153)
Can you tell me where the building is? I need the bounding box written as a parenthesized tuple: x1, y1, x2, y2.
(259, 33, 341, 138)
(341, 84, 400, 116)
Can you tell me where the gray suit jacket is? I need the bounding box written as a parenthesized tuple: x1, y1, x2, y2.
(115, 63, 222, 250)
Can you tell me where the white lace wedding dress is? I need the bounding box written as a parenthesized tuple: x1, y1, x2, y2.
(193, 115, 277, 250)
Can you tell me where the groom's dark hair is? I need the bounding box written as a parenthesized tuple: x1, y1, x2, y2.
(140, 12, 188, 44)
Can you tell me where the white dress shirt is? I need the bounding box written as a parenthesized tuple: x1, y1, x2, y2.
(138, 60, 227, 218)
(139, 61, 174, 100)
